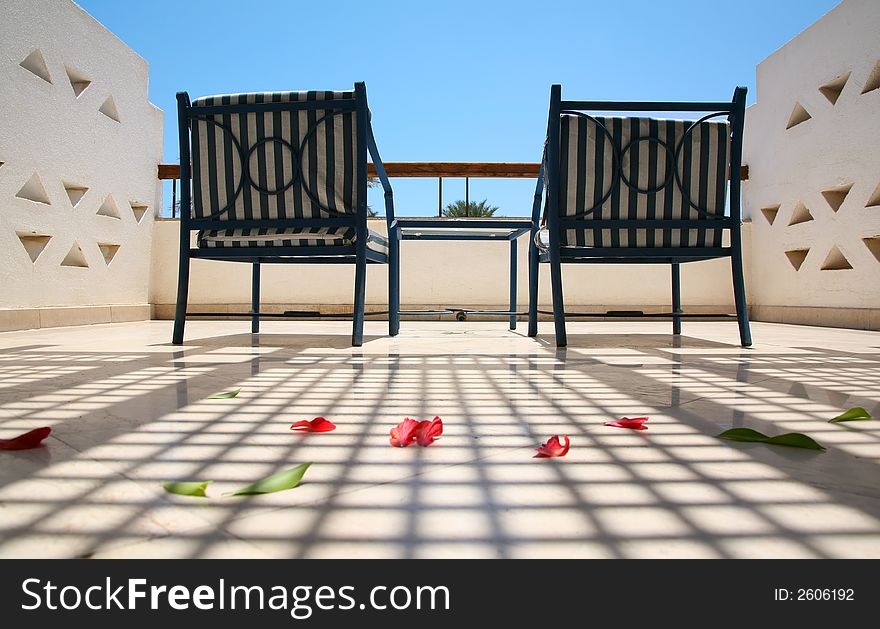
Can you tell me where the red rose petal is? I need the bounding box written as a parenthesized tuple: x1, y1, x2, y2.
(390, 418, 421, 447)
(534, 434, 570, 458)
(415, 416, 443, 446)
(0, 427, 52, 451)
(291, 417, 336, 433)
(604, 416, 649, 430)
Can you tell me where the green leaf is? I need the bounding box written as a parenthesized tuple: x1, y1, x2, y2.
(206, 388, 240, 400)
(717, 428, 825, 451)
(829, 407, 873, 423)
(162, 480, 212, 497)
(717, 427, 770, 443)
(226, 463, 312, 496)
(765, 433, 826, 451)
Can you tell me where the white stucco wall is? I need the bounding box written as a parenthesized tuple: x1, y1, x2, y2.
(149, 219, 746, 316)
(743, 0, 880, 313)
(0, 0, 162, 322)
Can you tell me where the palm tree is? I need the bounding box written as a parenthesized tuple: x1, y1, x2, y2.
(442, 199, 499, 218)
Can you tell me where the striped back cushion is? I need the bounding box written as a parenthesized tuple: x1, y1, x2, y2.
(190, 91, 359, 221)
(557, 115, 730, 248)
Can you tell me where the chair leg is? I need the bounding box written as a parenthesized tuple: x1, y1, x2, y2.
(389, 237, 400, 337)
(251, 261, 261, 334)
(171, 247, 191, 345)
(549, 247, 567, 347)
(671, 263, 682, 336)
(731, 249, 752, 347)
(527, 235, 539, 337)
(509, 238, 517, 330)
(352, 247, 367, 347)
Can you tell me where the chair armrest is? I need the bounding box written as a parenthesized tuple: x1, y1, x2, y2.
(366, 122, 396, 227)
(530, 160, 545, 228)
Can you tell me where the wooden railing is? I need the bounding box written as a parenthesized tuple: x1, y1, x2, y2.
(157, 162, 545, 180)
(158, 162, 748, 218)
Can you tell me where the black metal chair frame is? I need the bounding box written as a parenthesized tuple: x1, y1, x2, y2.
(172, 82, 399, 347)
(526, 84, 752, 347)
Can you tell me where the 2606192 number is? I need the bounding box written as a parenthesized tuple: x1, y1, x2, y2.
(797, 589, 854, 601)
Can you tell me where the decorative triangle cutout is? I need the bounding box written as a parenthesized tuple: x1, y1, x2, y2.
(63, 181, 89, 208)
(864, 237, 880, 263)
(785, 249, 809, 271)
(61, 241, 88, 268)
(760, 204, 780, 225)
(64, 65, 91, 98)
(97, 243, 120, 265)
(786, 102, 811, 129)
(862, 59, 880, 94)
(96, 195, 120, 219)
(820, 183, 853, 212)
(821, 245, 852, 270)
(787, 200, 813, 226)
(17, 232, 52, 263)
(15, 172, 51, 205)
(19, 49, 51, 83)
(818, 72, 850, 105)
(0, 161, 5, 169)
(866, 181, 880, 208)
(98, 96, 120, 122)
(129, 201, 149, 223)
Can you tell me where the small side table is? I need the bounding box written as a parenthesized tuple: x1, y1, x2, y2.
(396, 218, 533, 329)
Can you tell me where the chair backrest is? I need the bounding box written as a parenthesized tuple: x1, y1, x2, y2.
(545, 86, 746, 250)
(179, 86, 366, 224)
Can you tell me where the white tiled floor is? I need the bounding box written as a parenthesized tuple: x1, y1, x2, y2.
(0, 320, 878, 558)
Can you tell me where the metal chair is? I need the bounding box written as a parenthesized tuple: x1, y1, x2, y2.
(172, 82, 399, 346)
(527, 84, 752, 347)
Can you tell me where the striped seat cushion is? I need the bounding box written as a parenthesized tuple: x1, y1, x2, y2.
(556, 115, 730, 248)
(197, 226, 389, 256)
(190, 90, 360, 222)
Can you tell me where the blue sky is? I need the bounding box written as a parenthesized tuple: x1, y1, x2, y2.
(77, 0, 839, 217)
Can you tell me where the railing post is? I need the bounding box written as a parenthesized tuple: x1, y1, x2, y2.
(509, 237, 517, 330)
(438, 176, 442, 217)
